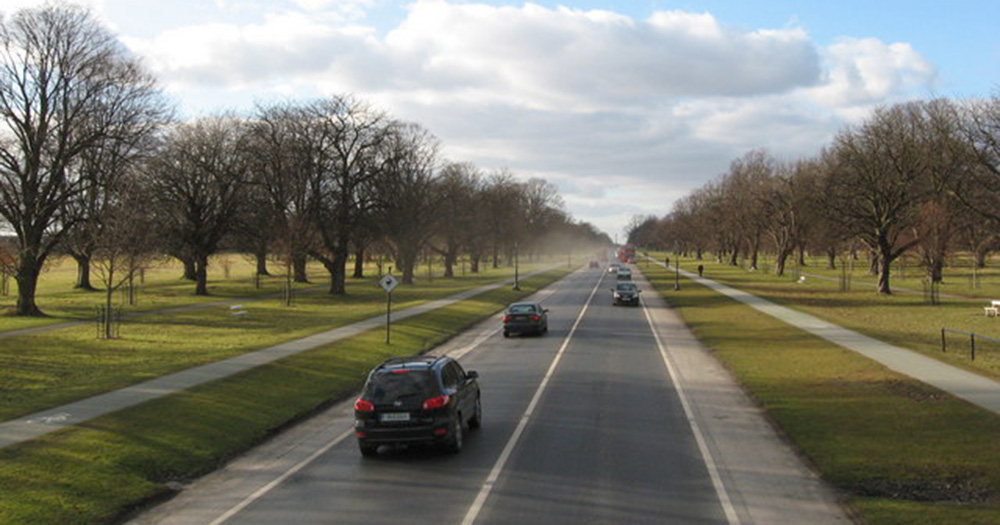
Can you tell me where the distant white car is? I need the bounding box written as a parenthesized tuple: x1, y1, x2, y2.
(616, 267, 632, 280)
(607, 262, 622, 274)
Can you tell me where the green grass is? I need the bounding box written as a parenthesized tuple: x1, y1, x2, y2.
(642, 260, 1000, 524)
(0, 257, 559, 421)
(661, 255, 1000, 380)
(0, 269, 568, 524)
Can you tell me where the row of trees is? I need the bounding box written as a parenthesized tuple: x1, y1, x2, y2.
(629, 96, 1000, 295)
(0, 4, 607, 316)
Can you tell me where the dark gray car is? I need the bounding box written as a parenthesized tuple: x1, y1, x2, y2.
(612, 281, 641, 306)
(502, 302, 549, 337)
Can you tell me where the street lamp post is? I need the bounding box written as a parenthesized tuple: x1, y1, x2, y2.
(513, 242, 521, 291)
(674, 247, 681, 291)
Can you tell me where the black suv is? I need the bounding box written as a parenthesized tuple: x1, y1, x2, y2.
(354, 355, 481, 456)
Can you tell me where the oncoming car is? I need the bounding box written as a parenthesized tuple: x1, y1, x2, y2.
(611, 281, 641, 306)
(502, 302, 549, 337)
(354, 355, 481, 456)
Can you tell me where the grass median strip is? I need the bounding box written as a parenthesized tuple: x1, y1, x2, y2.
(642, 262, 1000, 525)
(0, 269, 568, 524)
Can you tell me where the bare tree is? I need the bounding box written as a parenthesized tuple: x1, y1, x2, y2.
(249, 101, 318, 283)
(0, 4, 167, 315)
(432, 162, 482, 278)
(823, 103, 936, 294)
(305, 96, 390, 295)
(91, 177, 158, 338)
(377, 122, 441, 285)
(145, 117, 250, 295)
(482, 170, 526, 268)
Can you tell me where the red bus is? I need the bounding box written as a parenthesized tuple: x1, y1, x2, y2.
(617, 244, 636, 264)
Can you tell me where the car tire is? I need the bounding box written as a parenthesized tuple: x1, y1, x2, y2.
(445, 417, 463, 454)
(503, 330, 509, 338)
(469, 396, 482, 430)
(359, 441, 379, 458)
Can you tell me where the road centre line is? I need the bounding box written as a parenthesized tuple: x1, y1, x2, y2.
(641, 287, 739, 525)
(459, 273, 604, 525)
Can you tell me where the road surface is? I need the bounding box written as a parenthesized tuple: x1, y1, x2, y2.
(130, 266, 847, 525)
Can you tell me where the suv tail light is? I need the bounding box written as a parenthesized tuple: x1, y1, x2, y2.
(422, 395, 450, 410)
(354, 398, 374, 412)
(502, 315, 510, 323)
(529, 314, 541, 322)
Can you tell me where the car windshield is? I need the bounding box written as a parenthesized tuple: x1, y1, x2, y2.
(508, 304, 537, 314)
(616, 283, 637, 292)
(366, 370, 434, 403)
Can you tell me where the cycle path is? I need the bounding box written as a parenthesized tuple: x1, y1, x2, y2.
(0, 270, 552, 449)
(665, 262, 1000, 416)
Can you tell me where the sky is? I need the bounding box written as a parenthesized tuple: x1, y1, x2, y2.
(3, 0, 998, 238)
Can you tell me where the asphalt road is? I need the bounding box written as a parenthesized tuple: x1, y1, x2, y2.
(131, 266, 845, 525)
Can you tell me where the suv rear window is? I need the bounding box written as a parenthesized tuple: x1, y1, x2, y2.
(366, 370, 435, 403)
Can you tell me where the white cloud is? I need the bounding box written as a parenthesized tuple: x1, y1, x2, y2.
(810, 37, 936, 110)
(111, 1, 937, 234)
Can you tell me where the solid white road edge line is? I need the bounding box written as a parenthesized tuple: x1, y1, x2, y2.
(640, 295, 740, 525)
(210, 428, 355, 525)
(459, 275, 604, 525)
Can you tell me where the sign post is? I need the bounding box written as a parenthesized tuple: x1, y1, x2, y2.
(379, 274, 399, 344)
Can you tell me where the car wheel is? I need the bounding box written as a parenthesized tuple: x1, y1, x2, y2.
(359, 441, 379, 458)
(445, 417, 463, 453)
(469, 396, 482, 430)
(503, 330, 510, 338)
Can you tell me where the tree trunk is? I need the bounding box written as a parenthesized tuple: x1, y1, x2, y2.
(929, 259, 944, 284)
(877, 250, 893, 295)
(73, 254, 96, 290)
(293, 252, 309, 283)
(975, 248, 989, 269)
(15, 256, 44, 316)
(826, 248, 837, 270)
(471, 253, 481, 274)
(255, 244, 269, 276)
(443, 250, 456, 278)
(104, 266, 115, 339)
(326, 244, 349, 295)
(775, 249, 791, 277)
(194, 255, 209, 295)
(181, 256, 197, 281)
(353, 247, 365, 279)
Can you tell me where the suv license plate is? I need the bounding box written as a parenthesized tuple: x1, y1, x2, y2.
(380, 412, 410, 422)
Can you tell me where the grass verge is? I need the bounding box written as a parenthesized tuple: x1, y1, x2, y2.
(0, 260, 556, 421)
(641, 262, 1000, 525)
(0, 268, 569, 524)
(656, 255, 1000, 381)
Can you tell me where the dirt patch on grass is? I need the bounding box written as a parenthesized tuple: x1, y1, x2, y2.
(881, 379, 945, 403)
(855, 477, 991, 503)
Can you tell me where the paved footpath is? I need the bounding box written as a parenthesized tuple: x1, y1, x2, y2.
(664, 262, 1000, 416)
(0, 271, 547, 449)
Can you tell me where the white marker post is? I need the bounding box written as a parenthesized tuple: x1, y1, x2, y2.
(378, 274, 399, 344)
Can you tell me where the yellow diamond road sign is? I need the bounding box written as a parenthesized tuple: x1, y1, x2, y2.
(379, 274, 399, 293)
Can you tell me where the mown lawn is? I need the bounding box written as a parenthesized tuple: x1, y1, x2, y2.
(0, 256, 562, 420)
(642, 259, 1000, 524)
(661, 254, 1000, 380)
(0, 267, 571, 524)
